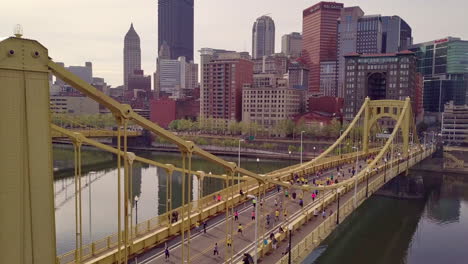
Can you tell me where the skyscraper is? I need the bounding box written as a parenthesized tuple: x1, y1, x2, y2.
(302, 2, 343, 94)
(158, 0, 194, 61)
(124, 23, 141, 89)
(381, 16, 413, 53)
(281, 32, 302, 58)
(337, 6, 364, 98)
(252, 16, 275, 59)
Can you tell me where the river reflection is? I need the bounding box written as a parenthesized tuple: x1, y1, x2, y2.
(305, 168, 468, 264)
(53, 146, 289, 254)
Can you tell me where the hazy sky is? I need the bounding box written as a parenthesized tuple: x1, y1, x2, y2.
(2, 0, 467, 87)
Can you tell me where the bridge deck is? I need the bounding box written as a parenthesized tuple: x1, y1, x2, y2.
(131, 148, 432, 264)
(131, 159, 368, 264)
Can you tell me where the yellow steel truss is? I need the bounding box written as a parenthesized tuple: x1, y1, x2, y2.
(0, 36, 424, 264)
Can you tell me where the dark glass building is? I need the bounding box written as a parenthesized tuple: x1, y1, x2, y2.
(423, 79, 467, 112)
(158, 0, 194, 62)
(410, 37, 468, 113)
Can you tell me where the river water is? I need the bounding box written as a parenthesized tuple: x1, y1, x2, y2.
(53, 145, 290, 254)
(304, 166, 468, 264)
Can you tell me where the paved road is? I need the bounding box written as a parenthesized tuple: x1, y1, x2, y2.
(131, 158, 370, 264)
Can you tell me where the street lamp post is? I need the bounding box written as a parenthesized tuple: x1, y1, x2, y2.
(339, 130, 343, 158)
(313, 146, 316, 158)
(288, 151, 292, 166)
(384, 158, 387, 183)
(365, 169, 370, 198)
(300, 131, 305, 164)
(336, 189, 340, 224)
(256, 158, 260, 171)
(352, 146, 359, 208)
(397, 153, 401, 174)
(288, 225, 293, 264)
(238, 139, 244, 192)
(247, 194, 258, 264)
(134, 196, 139, 225)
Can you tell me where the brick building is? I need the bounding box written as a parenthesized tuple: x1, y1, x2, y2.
(343, 51, 418, 121)
(201, 52, 253, 122)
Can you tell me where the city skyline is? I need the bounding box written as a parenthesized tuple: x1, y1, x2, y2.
(2, 0, 467, 87)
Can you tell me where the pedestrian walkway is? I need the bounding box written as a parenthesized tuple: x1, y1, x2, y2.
(133, 159, 368, 264)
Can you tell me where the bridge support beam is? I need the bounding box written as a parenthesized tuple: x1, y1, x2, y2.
(0, 37, 56, 263)
(402, 98, 411, 159)
(362, 97, 370, 154)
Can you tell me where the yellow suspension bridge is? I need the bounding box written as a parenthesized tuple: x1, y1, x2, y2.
(0, 36, 436, 264)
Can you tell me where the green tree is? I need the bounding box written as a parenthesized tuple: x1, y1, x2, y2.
(288, 145, 297, 153)
(168, 120, 179, 131)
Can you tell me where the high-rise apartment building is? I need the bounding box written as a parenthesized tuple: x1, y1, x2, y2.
(124, 23, 141, 89)
(252, 16, 275, 59)
(199, 48, 235, 118)
(343, 51, 418, 121)
(281, 32, 302, 58)
(158, 0, 194, 61)
(302, 2, 343, 95)
(201, 52, 253, 121)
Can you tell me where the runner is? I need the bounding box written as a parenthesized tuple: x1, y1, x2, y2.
(227, 235, 232, 247)
(251, 210, 255, 221)
(164, 244, 170, 259)
(238, 223, 243, 235)
(234, 210, 239, 221)
(213, 243, 219, 256)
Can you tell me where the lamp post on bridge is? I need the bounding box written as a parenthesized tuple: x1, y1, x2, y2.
(365, 169, 370, 198)
(300, 131, 305, 164)
(339, 129, 343, 158)
(397, 153, 401, 174)
(247, 194, 259, 264)
(336, 189, 340, 224)
(352, 146, 359, 208)
(288, 224, 293, 264)
(384, 158, 387, 183)
(134, 195, 139, 225)
(238, 139, 244, 193)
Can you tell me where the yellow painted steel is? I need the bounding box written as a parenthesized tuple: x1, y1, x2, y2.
(0, 37, 56, 263)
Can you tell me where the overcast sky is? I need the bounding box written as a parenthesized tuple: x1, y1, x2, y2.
(2, 0, 467, 87)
